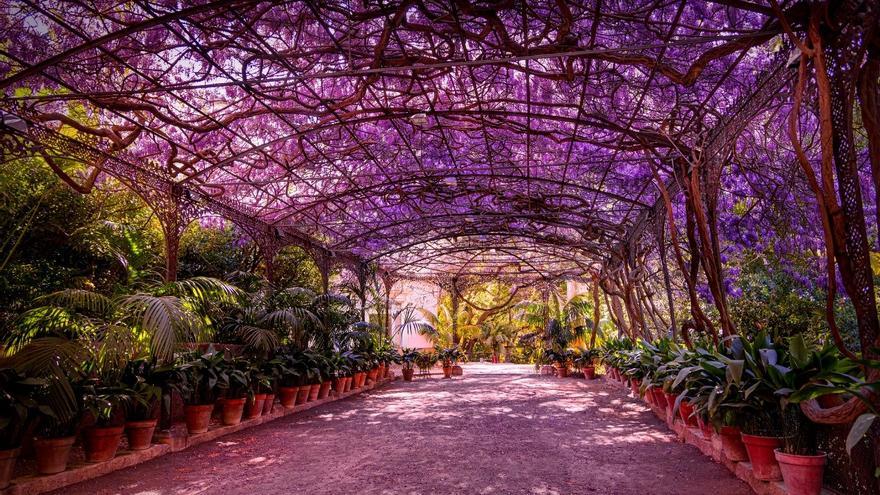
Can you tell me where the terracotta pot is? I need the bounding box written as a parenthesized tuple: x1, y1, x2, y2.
(0, 447, 20, 489)
(816, 394, 843, 409)
(221, 397, 247, 426)
(720, 426, 749, 461)
(125, 419, 158, 451)
(377, 365, 386, 380)
(356, 372, 367, 388)
(305, 383, 317, 401)
(696, 416, 713, 439)
(402, 368, 414, 381)
(629, 379, 641, 397)
(452, 365, 463, 376)
(367, 368, 379, 384)
(83, 425, 124, 463)
(245, 394, 267, 419)
(554, 364, 569, 378)
(318, 381, 332, 399)
(279, 386, 298, 408)
(678, 401, 698, 427)
(333, 377, 345, 393)
(296, 386, 310, 405)
(583, 366, 596, 380)
(664, 392, 678, 413)
(775, 449, 826, 495)
(262, 394, 275, 415)
(344, 376, 353, 392)
(741, 434, 783, 480)
(185, 404, 214, 434)
(34, 436, 75, 475)
(442, 365, 453, 379)
(652, 388, 667, 408)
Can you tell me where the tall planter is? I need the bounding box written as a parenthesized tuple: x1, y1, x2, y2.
(184, 404, 214, 434)
(741, 433, 783, 481)
(83, 425, 124, 463)
(318, 381, 332, 400)
(720, 426, 749, 462)
(308, 383, 320, 401)
(295, 386, 310, 405)
(125, 419, 157, 451)
(0, 448, 20, 489)
(402, 368, 414, 381)
(278, 386, 298, 408)
(262, 394, 275, 415)
(34, 436, 75, 475)
(221, 398, 247, 426)
(775, 450, 826, 495)
(245, 394, 267, 419)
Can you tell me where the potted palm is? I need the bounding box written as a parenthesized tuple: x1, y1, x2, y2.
(0, 368, 42, 488)
(400, 348, 419, 382)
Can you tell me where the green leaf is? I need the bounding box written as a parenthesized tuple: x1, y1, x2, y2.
(788, 335, 810, 370)
(846, 413, 877, 455)
(726, 360, 744, 385)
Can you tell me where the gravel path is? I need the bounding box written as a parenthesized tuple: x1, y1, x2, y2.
(53, 364, 751, 495)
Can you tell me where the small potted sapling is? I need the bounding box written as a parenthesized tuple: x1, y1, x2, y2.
(176, 351, 230, 434)
(220, 357, 251, 426)
(79, 380, 129, 463)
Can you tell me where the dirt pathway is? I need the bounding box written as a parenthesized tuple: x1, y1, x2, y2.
(53, 364, 751, 495)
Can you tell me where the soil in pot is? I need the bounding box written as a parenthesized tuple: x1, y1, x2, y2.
(125, 419, 158, 451)
(741, 433, 783, 481)
(583, 366, 596, 380)
(775, 449, 826, 495)
(442, 366, 453, 379)
(245, 394, 267, 419)
(185, 404, 214, 434)
(318, 381, 332, 399)
(278, 386, 298, 408)
(34, 436, 75, 475)
(221, 398, 247, 426)
(0, 448, 20, 489)
(720, 426, 749, 461)
(295, 386, 310, 405)
(262, 394, 275, 415)
(84, 425, 124, 463)
(402, 368, 414, 381)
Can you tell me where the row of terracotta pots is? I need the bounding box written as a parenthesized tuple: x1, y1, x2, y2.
(607, 367, 827, 495)
(16, 417, 161, 478)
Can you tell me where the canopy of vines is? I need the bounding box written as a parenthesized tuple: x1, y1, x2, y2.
(1, 1, 879, 378)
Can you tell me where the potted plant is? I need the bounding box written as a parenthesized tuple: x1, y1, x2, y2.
(32, 374, 81, 475)
(436, 346, 461, 379)
(176, 351, 229, 434)
(275, 349, 301, 408)
(415, 351, 437, 378)
(219, 357, 250, 425)
(244, 361, 271, 420)
(769, 336, 860, 495)
(0, 368, 42, 488)
(79, 379, 129, 463)
(400, 348, 419, 382)
(120, 359, 161, 451)
(574, 349, 598, 380)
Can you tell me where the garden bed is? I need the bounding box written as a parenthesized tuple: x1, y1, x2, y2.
(0, 376, 396, 495)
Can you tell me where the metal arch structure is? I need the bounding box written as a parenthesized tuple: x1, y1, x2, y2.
(0, 0, 800, 285)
